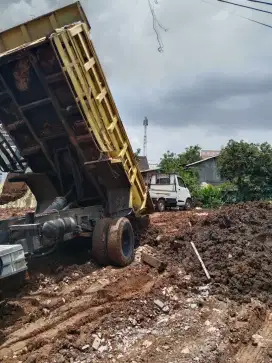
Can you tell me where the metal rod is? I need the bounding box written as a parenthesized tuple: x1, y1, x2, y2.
(190, 241, 211, 280)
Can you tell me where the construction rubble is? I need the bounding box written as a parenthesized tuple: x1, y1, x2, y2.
(0, 202, 272, 363)
(0, 182, 36, 210)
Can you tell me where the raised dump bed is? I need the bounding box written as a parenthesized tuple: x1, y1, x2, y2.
(0, 2, 153, 278)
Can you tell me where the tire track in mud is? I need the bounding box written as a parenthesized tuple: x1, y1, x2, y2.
(233, 310, 272, 363)
(0, 269, 155, 360)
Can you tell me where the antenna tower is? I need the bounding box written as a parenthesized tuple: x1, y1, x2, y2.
(143, 117, 148, 157)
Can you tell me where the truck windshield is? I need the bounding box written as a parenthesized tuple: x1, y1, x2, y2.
(156, 176, 171, 185)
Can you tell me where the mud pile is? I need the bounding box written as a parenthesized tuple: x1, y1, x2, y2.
(0, 208, 33, 219)
(0, 176, 28, 205)
(175, 202, 272, 305)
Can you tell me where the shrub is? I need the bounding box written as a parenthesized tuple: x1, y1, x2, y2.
(196, 184, 223, 209)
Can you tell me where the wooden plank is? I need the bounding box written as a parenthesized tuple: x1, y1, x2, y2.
(20, 25, 31, 43)
(78, 32, 90, 60)
(64, 31, 113, 151)
(96, 88, 107, 103)
(107, 116, 118, 133)
(131, 167, 138, 184)
(84, 57, 95, 71)
(49, 14, 58, 29)
(69, 24, 83, 37)
(119, 142, 128, 158)
(54, 34, 109, 151)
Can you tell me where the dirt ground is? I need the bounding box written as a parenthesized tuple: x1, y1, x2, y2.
(0, 203, 272, 363)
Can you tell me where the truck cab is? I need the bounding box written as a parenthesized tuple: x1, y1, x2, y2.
(148, 173, 192, 212)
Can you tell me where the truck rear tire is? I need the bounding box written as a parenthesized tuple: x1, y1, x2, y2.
(184, 198, 193, 211)
(157, 199, 165, 212)
(107, 217, 135, 267)
(92, 218, 112, 265)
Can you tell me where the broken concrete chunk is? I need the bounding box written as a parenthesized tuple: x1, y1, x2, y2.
(181, 347, 190, 354)
(252, 334, 265, 347)
(128, 317, 137, 326)
(190, 303, 198, 309)
(98, 345, 108, 353)
(142, 340, 153, 348)
(154, 299, 165, 309)
(141, 252, 167, 272)
(162, 305, 170, 313)
(172, 240, 184, 250)
(92, 336, 101, 350)
(81, 344, 90, 351)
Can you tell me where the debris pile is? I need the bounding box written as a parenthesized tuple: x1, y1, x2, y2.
(0, 203, 272, 362)
(0, 207, 33, 219)
(146, 202, 272, 305)
(0, 174, 28, 205)
(0, 182, 36, 209)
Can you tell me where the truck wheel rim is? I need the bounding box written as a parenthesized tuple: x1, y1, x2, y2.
(122, 228, 131, 257)
(159, 201, 164, 210)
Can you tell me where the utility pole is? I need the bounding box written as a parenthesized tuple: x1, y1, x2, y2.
(143, 117, 148, 157)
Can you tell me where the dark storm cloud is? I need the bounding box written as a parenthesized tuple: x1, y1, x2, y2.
(166, 73, 272, 106)
(116, 71, 272, 131)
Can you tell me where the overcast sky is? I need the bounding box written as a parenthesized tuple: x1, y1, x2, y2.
(2, 0, 272, 164)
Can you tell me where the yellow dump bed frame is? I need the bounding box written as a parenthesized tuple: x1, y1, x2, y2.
(0, 2, 153, 215)
(51, 22, 152, 214)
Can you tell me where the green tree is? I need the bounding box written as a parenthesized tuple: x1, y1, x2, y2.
(159, 145, 201, 172)
(217, 140, 272, 201)
(134, 148, 141, 161)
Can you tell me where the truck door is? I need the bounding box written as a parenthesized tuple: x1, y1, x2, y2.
(176, 176, 189, 207)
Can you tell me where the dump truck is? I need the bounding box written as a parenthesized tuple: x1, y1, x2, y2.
(0, 2, 153, 280)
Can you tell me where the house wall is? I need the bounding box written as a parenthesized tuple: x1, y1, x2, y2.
(191, 158, 225, 185)
(141, 169, 160, 185)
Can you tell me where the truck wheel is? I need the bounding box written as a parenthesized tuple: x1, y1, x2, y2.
(184, 198, 193, 211)
(107, 217, 135, 267)
(157, 199, 165, 212)
(92, 218, 112, 265)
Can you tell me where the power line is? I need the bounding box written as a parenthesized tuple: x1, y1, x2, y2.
(246, 0, 272, 5)
(245, 16, 272, 28)
(148, 0, 272, 52)
(217, 0, 272, 15)
(148, 0, 168, 52)
(203, 0, 272, 28)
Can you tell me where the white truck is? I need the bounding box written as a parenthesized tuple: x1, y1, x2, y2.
(148, 173, 192, 212)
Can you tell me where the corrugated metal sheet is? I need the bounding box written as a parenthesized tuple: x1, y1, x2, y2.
(200, 150, 220, 159)
(138, 156, 149, 171)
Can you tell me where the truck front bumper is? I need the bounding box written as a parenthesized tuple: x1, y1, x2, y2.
(0, 244, 27, 279)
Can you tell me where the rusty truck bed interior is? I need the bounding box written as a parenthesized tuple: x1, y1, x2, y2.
(0, 39, 102, 205)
